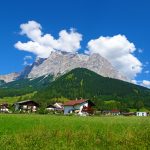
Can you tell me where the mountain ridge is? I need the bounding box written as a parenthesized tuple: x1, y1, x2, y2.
(0, 52, 127, 83)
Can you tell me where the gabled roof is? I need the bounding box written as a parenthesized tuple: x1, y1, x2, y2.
(15, 100, 33, 104)
(46, 104, 56, 108)
(14, 100, 39, 106)
(111, 110, 120, 113)
(53, 103, 63, 108)
(64, 99, 87, 106)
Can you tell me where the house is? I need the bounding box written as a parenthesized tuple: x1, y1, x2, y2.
(46, 104, 56, 111)
(14, 100, 39, 112)
(122, 112, 136, 116)
(46, 103, 64, 111)
(102, 110, 120, 116)
(111, 109, 120, 116)
(102, 110, 112, 116)
(53, 103, 64, 110)
(136, 112, 148, 116)
(63, 99, 95, 115)
(0, 103, 9, 113)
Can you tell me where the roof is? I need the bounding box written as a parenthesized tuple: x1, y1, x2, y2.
(64, 99, 87, 106)
(0, 103, 8, 108)
(46, 104, 55, 108)
(53, 103, 63, 108)
(111, 110, 120, 113)
(14, 100, 39, 106)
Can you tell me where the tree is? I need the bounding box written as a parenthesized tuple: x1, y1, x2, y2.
(135, 100, 144, 111)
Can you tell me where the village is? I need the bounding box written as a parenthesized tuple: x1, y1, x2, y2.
(0, 99, 149, 117)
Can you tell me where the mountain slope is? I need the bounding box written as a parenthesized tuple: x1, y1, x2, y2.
(0, 75, 54, 98)
(34, 68, 150, 106)
(0, 73, 20, 83)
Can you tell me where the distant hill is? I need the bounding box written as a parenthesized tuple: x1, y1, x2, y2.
(0, 75, 54, 98)
(34, 68, 150, 107)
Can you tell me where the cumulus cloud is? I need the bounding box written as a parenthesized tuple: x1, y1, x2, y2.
(87, 34, 142, 79)
(24, 55, 33, 60)
(23, 55, 33, 66)
(138, 48, 143, 53)
(131, 80, 138, 84)
(142, 80, 150, 88)
(15, 21, 82, 58)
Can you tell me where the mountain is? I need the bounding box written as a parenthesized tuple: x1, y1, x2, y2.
(34, 68, 150, 107)
(1, 74, 54, 89)
(0, 52, 127, 83)
(0, 68, 150, 109)
(0, 80, 5, 86)
(0, 72, 20, 83)
(0, 74, 54, 98)
(27, 52, 127, 81)
(18, 57, 46, 79)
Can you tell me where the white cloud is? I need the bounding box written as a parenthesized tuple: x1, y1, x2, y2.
(138, 48, 143, 53)
(131, 80, 138, 84)
(87, 34, 142, 79)
(15, 21, 82, 58)
(131, 80, 150, 89)
(24, 55, 33, 60)
(23, 55, 33, 66)
(142, 80, 150, 88)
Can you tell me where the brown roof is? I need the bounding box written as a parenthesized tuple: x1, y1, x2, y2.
(14, 100, 39, 106)
(111, 109, 120, 113)
(64, 99, 87, 106)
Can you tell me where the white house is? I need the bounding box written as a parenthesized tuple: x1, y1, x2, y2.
(46, 103, 64, 111)
(63, 99, 95, 115)
(13, 100, 39, 112)
(136, 112, 147, 116)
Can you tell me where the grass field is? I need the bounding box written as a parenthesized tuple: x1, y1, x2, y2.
(0, 115, 150, 150)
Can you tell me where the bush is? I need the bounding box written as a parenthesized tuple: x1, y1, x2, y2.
(37, 107, 49, 114)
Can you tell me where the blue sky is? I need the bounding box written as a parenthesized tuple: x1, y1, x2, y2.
(0, 0, 149, 86)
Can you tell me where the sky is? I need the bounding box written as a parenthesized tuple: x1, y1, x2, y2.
(0, 0, 150, 87)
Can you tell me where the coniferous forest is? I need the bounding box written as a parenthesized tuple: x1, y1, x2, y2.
(0, 68, 150, 110)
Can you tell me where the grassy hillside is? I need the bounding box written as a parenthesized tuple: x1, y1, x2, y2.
(34, 68, 150, 108)
(0, 92, 36, 105)
(0, 115, 150, 150)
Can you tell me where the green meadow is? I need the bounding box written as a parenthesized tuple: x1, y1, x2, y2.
(0, 115, 150, 150)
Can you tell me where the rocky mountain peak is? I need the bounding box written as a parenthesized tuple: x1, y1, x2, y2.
(0, 51, 128, 82)
(27, 51, 127, 81)
(0, 72, 20, 83)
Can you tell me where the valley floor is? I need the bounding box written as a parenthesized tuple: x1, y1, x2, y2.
(0, 114, 150, 150)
